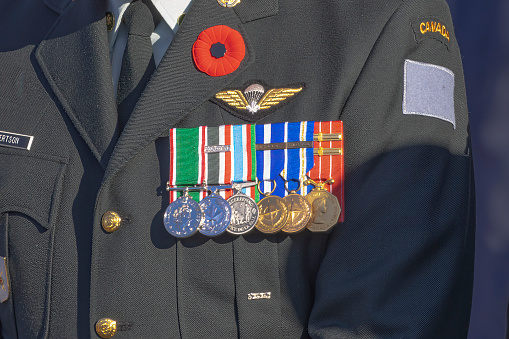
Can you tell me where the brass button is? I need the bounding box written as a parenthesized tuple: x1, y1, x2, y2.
(102, 211, 122, 233)
(96, 318, 117, 338)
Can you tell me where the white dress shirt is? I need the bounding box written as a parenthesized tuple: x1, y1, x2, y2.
(107, 0, 193, 95)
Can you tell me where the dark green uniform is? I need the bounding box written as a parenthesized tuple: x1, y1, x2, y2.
(0, 0, 475, 337)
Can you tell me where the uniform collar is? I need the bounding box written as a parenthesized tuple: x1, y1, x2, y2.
(152, 0, 193, 32)
(107, 0, 193, 53)
(37, 0, 280, 169)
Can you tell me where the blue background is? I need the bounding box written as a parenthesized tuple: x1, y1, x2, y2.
(446, 0, 509, 337)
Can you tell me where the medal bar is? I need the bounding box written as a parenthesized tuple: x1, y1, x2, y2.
(255, 142, 342, 156)
(313, 148, 342, 156)
(166, 181, 258, 192)
(255, 141, 313, 151)
(166, 121, 344, 238)
(255, 142, 343, 156)
(205, 134, 342, 153)
(204, 145, 231, 153)
(313, 133, 342, 142)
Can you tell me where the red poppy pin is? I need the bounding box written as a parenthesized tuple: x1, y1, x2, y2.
(192, 25, 246, 77)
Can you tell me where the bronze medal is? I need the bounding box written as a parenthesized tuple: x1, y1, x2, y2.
(282, 193, 312, 233)
(256, 195, 288, 234)
(255, 181, 288, 234)
(304, 179, 341, 232)
(305, 188, 341, 232)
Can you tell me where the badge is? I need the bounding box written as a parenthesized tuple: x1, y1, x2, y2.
(214, 82, 304, 122)
(411, 18, 451, 50)
(227, 183, 259, 235)
(255, 181, 288, 234)
(198, 187, 232, 237)
(304, 179, 341, 233)
(164, 189, 202, 238)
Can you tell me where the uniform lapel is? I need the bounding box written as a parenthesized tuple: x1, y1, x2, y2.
(35, 0, 118, 168)
(104, 0, 278, 182)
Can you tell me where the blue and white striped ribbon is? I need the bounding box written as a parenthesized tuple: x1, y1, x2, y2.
(277, 121, 315, 196)
(256, 122, 285, 196)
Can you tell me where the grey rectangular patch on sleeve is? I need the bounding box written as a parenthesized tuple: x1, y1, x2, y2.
(403, 59, 455, 128)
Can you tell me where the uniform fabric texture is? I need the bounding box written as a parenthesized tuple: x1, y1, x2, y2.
(117, 0, 156, 132)
(0, 0, 475, 338)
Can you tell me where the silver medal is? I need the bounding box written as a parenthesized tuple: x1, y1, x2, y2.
(164, 191, 202, 238)
(198, 188, 232, 237)
(227, 191, 259, 235)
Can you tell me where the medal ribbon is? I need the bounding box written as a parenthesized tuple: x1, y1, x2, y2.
(277, 121, 315, 196)
(169, 126, 206, 202)
(306, 120, 344, 222)
(256, 123, 285, 196)
(231, 124, 258, 201)
(204, 125, 230, 200)
(170, 124, 258, 203)
(205, 124, 258, 200)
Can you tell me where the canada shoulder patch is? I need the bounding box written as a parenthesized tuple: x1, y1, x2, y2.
(412, 18, 452, 50)
(212, 81, 305, 122)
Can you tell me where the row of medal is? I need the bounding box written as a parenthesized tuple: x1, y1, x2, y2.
(164, 120, 344, 238)
(164, 179, 341, 238)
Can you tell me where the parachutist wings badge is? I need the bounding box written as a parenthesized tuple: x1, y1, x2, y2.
(213, 82, 305, 121)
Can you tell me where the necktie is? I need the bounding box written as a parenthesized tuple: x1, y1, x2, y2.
(117, 0, 156, 132)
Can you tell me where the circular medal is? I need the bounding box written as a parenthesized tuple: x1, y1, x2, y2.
(305, 189, 341, 232)
(227, 192, 259, 235)
(164, 196, 202, 238)
(282, 193, 312, 233)
(198, 192, 232, 237)
(255, 195, 288, 234)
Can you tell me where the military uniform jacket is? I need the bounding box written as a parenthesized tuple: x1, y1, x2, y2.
(0, 0, 475, 338)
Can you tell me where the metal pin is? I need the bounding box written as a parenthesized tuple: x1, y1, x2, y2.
(313, 148, 343, 156)
(232, 181, 258, 191)
(313, 133, 342, 142)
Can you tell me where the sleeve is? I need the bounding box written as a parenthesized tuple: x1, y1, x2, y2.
(307, 0, 475, 338)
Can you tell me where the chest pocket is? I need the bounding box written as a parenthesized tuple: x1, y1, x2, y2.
(0, 149, 67, 339)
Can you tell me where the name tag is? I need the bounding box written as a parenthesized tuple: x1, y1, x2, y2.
(0, 131, 34, 150)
